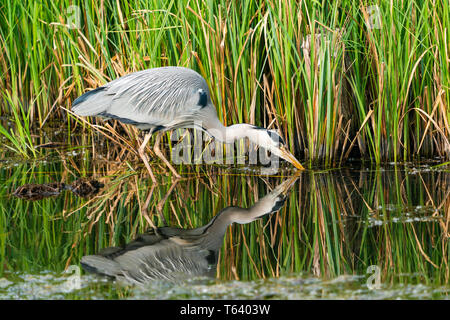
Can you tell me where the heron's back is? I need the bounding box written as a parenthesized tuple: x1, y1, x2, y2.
(72, 67, 213, 131)
(81, 242, 214, 284)
(80, 227, 218, 284)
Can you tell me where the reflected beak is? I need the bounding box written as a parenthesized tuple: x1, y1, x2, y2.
(276, 175, 300, 196)
(279, 146, 305, 170)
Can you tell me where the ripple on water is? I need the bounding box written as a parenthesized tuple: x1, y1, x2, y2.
(3, 271, 447, 300)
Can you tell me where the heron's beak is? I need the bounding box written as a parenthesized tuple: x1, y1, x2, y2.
(279, 146, 305, 170)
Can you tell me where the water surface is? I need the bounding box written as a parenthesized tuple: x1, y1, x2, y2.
(0, 141, 448, 299)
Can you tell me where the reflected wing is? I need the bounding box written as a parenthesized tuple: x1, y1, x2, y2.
(81, 239, 212, 284)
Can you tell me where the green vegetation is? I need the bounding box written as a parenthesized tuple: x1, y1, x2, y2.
(0, 0, 449, 300)
(0, 0, 448, 165)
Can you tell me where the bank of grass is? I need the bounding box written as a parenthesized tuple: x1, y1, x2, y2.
(0, 0, 449, 165)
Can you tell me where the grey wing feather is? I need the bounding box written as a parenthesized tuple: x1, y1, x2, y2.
(115, 242, 211, 284)
(81, 240, 211, 284)
(72, 67, 211, 130)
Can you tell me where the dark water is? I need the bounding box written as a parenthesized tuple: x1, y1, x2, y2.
(0, 141, 449, 299)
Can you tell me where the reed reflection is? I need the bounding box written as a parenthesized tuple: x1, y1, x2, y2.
(81, 176, 298, 284)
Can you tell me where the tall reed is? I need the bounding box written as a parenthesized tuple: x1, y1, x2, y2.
(0, 0, 448, 164)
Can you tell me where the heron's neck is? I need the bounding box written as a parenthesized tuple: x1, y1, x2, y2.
(206, 122, 258, 144)
(197, 208, 236, 251)
(199, 193, 284, 251)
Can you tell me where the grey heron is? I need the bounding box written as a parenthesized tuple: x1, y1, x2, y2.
(72, 67, 304, 180)
(81, 176, 297, 284)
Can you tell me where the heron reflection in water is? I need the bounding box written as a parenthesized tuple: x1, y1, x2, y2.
(81, 176, 298, 284)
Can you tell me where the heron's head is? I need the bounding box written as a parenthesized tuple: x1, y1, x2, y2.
(248, 126, 305, 170)
(209, 123, 305, 170)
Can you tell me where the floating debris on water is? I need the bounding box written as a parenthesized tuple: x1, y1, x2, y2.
(13, 182, 66, 201)
(367, 204, 442, 227)
(35, 142, 66, 149)
(12, 179, 104, 201)
(65, 179, 104, 198)
(0, 278, 13, 289)
(231, 163, 301, 176)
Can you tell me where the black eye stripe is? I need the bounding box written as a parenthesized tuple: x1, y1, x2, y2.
(267, 131, 285, 144)
(198, 89, 207, 107)
(251, 125, 285, 144)
(269, 196, 287, 213)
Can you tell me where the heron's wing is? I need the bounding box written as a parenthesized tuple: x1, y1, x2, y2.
(72, 67, 211, 129)
(94, 229, 165, 260)
(81, 239, 213, 284)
